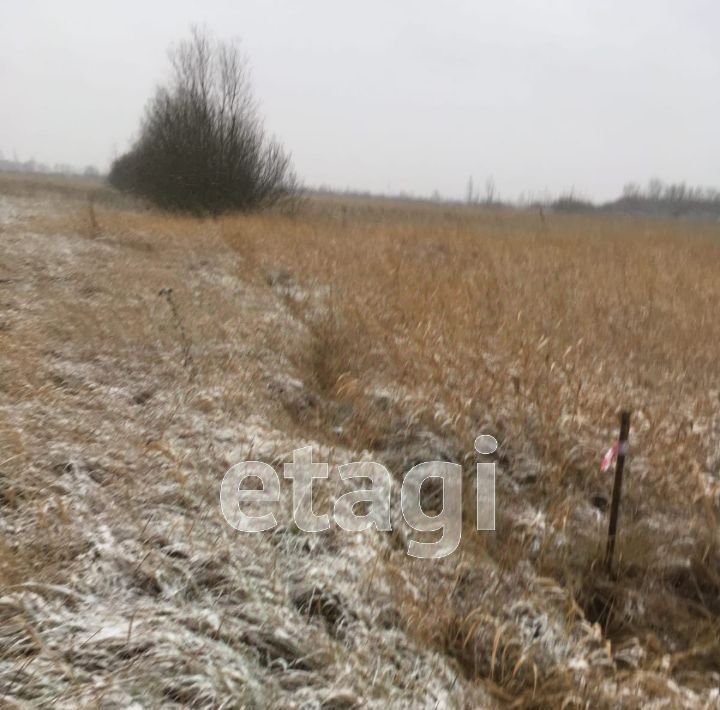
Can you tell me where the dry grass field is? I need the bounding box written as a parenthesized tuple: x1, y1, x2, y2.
(1, 174, 720, 707)
(223, 196, 720, 704)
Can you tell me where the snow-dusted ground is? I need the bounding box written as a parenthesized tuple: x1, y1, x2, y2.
(0, 192, 496, 708)
(1, 188, 717, 708)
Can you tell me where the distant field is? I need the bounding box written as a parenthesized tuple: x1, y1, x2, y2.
(2, 175, 720, 707)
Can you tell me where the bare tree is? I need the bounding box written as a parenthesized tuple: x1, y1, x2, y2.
(466, 176, 475, 205)
(647, 178, 663, 201)
(109, 28, 296, 214)
(485, 176, 496, 205)
(622, 182, 640, 198)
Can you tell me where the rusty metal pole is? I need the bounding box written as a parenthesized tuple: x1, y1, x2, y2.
(605, 411, 631, 577)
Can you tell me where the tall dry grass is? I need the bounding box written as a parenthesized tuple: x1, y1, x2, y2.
(222, 198, 720, 702)
(5, 175, 719, 704)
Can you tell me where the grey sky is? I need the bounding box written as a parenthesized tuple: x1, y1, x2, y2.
(2, 0, 718, 201)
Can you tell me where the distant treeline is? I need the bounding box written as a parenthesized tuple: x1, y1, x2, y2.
(313, 179, 720, 222)
(550, 180, 720, 221)
(0, 156, 100, 178)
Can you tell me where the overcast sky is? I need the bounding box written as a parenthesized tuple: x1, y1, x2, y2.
(2, 0, 719, 201)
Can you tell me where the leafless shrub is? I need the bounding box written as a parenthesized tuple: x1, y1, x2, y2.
(109, 28, 297, 214)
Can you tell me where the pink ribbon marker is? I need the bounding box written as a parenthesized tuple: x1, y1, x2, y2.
(600, 442, 619, 472)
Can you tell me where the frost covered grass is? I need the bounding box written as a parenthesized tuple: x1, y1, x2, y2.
(0, 179, 491, 708)
(1, 175, 720, 707)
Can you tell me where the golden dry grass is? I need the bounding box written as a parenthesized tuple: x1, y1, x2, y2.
(219, 197, 720, 703)
(2, 174, 720, 706)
